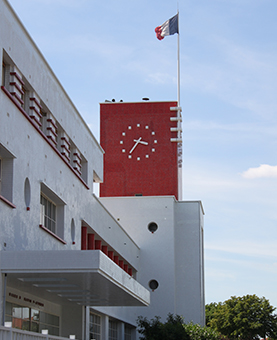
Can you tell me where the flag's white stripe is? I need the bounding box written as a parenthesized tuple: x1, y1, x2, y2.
(160, 19, 170, 37)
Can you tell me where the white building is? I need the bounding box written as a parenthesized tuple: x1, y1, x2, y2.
(95, 196, 205, 325)
(0, 0, 204, 339)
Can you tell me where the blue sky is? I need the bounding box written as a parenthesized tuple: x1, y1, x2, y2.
(7, 0, 277, 309)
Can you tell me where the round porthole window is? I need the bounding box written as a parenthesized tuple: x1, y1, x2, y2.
(148, 222, 158, 233)
(149, 279, 159, 291)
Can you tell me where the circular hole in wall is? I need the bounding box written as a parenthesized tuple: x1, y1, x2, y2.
(148, 280, 159, 291)
(148, 222, 158, 233)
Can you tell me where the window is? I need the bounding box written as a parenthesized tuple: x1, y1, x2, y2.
(2, 61, 6, 86)
(0, 143, 15, 207)
(40, 182, 65, 242)
(124, 325, 133, 340)
(89, 312, 101, 340)
(40, 104, 58, 145)
(77, 151, 88, 183)
(109, 320, 118, 340)
(148, 222, 158, 233)
(2, 51, 11, 89)
(5, 302, 59, 336)
(40, 194, 56, 233)
(21, 85, 27, 110)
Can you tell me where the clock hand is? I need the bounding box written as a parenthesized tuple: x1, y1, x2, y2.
(138, 140, 148, 145)
(129, 137, 142, 154)
(133, 138, 148, 146)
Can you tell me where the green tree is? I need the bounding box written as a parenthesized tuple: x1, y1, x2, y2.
(137, 314, 190, 340)
(206, 295, 277, 340)
(137, 314, 226, 340)
(206, 302, 221, 327)
(183, 322, 225, 340)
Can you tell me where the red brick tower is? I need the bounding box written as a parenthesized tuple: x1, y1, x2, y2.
(100, 101, 182, 199)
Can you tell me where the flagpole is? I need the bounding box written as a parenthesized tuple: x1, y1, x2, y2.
(177, 9, 180, 107)
(156, 11, 182, 199)
(176, 9, 183, 201)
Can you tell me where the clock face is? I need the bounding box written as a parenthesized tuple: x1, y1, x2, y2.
(119, 123, 157, 161)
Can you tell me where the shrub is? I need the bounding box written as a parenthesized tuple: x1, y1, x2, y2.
(137, 314, 189, 340)
(137, 314, 225, 340)
(184, 322, 225, 340)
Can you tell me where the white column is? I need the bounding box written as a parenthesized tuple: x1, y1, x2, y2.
(118, 322, 124, 340)
(101, 315, 109, 340)
(84, 307, 90, 340)
(0, 273, 3, 326)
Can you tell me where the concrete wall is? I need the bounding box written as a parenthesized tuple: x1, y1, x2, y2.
(99, 197, 205, 326)
(174, 201, 205, 325)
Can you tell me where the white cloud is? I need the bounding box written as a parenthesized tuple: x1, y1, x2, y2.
(242, 164, 277, 179)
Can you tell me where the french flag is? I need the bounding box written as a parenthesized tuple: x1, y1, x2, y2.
(155, 14, 179, 40)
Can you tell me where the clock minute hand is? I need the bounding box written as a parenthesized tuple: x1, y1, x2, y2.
(129, 137, 142, 154)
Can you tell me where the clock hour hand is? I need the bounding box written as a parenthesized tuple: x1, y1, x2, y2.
(129, 137, 142, 154)
(138, 140, 148, 145)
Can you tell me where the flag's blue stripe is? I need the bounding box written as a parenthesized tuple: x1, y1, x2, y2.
(169, 14, 178, 35)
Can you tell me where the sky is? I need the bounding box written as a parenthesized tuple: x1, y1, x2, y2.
(7, 0, 277, 310)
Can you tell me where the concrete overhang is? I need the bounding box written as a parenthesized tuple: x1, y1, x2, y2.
(0, 250, 150, 307)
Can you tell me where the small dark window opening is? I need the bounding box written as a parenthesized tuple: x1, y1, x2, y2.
(149, 280, 159, 291)
(148, 222, 158, 233)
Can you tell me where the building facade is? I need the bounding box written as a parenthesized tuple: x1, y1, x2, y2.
(0, 1, 204, 339)
(0, 1, 149, 339)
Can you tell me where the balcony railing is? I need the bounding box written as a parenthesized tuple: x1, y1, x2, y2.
(0, 326, 76, 340)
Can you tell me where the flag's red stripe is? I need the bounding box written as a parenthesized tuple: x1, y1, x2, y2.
(155, 26, 164, 40)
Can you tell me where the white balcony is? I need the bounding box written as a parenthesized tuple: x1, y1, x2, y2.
(0, 250, 150, 307)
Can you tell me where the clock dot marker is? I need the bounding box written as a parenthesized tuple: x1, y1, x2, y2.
(152, 148, 155, 152)
(122, 149, 125, 153)
(145, 125, 149, 129)
(154, 140, 157, 144)
(128, 155, 132, 159)
(146, 155, 149, 158)
(120, 141, 123, 144)
(128, 126, 132, 130)
(122, 132, 125, 136)
(152, 131, 155, 135)
(137, 157, 140, 161)
(137, 123, 140, 127)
